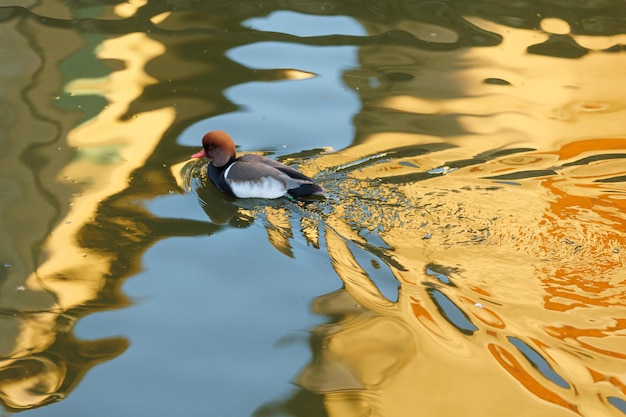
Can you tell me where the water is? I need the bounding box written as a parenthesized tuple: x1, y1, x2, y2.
(1, 1, 625, 416)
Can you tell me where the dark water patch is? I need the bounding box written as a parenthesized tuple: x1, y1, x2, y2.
(398, 160, 419, 168)
(561, 153, 626, 167)
(348, 239, 400, 303)
(354, 110, 469, 139)
(385, 72, 415, 82)
(604, 44, 626, 52)
(425, 264, 458, 287)
(483, 77, 512, 86)
(508, 337, 570, 389)
(581, 15, 626, 36)
(342, 142, 457, 173)
(0, 4, 491, 52)
(485, 148, 538, 158)
(377, 169, 453, 185)
(595, 175, 626, 183)
(331, 219, 409, 274)
(426, 288, 478, 335)
(485, 169, 557, 181)
(493, 180, 522, 186)
(527, 35, 589, 58)
(0, 5, 27, 22)
(0, 262, 9, 283)
(377, 148, 543, 185)
(5, 0, 626, 43)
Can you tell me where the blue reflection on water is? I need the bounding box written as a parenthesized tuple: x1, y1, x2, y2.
(609, 396, 626, 415)
(508, 336, 570, 389)
(426, 267, 453, 286)
(180, 43, 361, 154)
(243, 11, 366, 37)
(67, 227, 340, 417)
(178, 13, 364, 155)
(427, 288, 478, 335)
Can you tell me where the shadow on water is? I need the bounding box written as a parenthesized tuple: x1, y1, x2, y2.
(0, 0, 625, 416)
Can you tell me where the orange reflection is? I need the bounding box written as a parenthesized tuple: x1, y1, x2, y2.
(550, 138, 626, 161)
(545, 323, 626, 360)
(488, 343, 578, 413)
(289, 13, 626, 417)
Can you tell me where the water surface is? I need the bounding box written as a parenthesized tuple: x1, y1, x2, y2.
(1, 1, 626, 416)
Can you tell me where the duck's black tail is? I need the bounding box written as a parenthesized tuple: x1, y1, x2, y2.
(287, 183, 326, 199)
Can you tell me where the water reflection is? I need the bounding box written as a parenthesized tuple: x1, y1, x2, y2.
(285, 12, 625, 414)
(1, 0, 625, 416)
(184, 134, 626, 416)
(233, 142, 625, 416)
(0, 4, 127, 410)
(0, 1, 213, 410)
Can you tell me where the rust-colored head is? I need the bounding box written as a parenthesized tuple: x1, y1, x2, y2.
(191, 130, 237, 167)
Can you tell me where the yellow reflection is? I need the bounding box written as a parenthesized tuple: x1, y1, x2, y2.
(263, 206, 295, 257)
(294, 15, 626, 417)
(36, 32, 173, 307)
(282, 69, 316, 80)
(0, 27, 172, 409)
(150, 12, 171, 25)
(114, 0, 148, 18)
(0, 357, 64, 410)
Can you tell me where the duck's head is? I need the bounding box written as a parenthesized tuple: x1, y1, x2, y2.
(191, 130, 237, 167)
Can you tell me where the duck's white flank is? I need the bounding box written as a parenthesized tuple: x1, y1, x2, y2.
(225, 162, 287, 198)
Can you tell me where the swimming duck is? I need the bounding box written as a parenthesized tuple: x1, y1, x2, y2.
(191, 130, 325, 199)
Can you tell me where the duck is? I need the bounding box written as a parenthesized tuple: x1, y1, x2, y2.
(191, 130, 325, 199)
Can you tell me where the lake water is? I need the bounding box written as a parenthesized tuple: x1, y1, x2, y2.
(1, 1, 626, 416)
